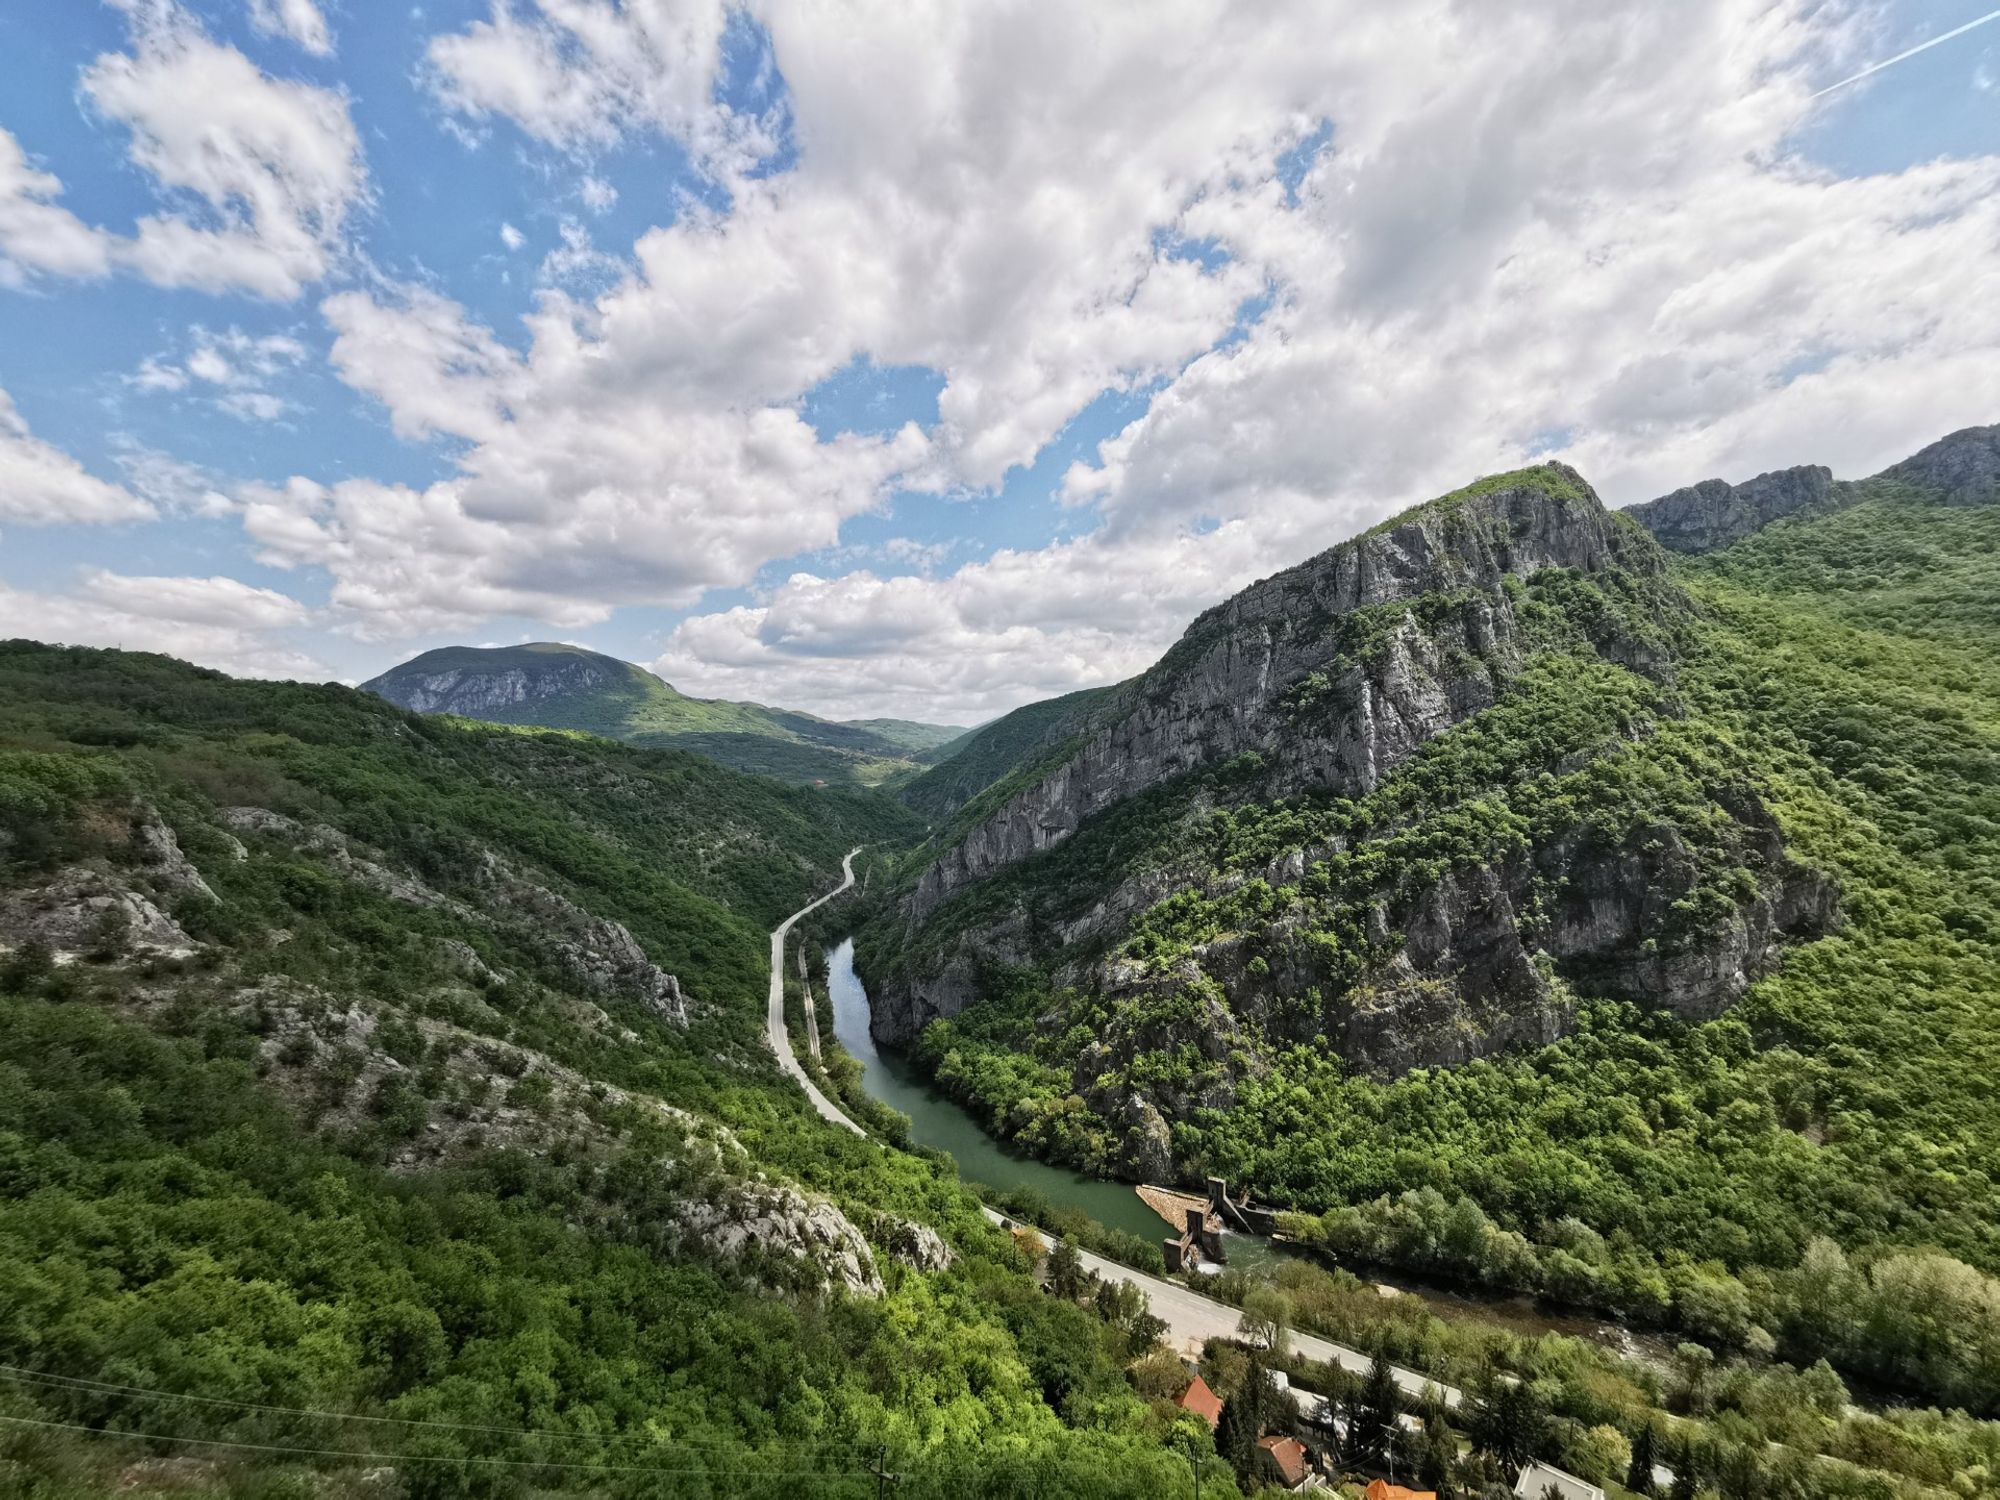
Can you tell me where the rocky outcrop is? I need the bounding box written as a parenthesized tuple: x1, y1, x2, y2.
(870, 1214, 957, 1273)
(1622, 464, 1836, 553)
(365, 646, 623, 716)
(0, 866, 193, 958)
(471, 852, 689, 1025)
(1873, 423, 2000, 504)
(909, 468, 1662, 924)
(218, 808, 692, 1025)
(134, 813, 215, 901)
(676, 1188, 884, 1297)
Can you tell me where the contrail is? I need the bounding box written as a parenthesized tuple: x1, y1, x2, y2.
(1811, 6, 2000, 97)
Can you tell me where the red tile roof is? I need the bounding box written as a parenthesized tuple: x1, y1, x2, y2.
(1258, 1434, 1309, 1489)
(1176, 1375, 1222, 1428)
(1364, 1481, 1438, 1500)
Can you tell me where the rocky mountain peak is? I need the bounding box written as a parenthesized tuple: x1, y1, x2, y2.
(904, 466, 1672, 925)
(363, 642, 636, 717)
(1621, 464, 1835, 554)
(1872, 422, 2000, 504)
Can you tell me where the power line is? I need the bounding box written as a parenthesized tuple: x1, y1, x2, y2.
(0, 1364, 889, 1462)
(0, 1413, 871, 1481)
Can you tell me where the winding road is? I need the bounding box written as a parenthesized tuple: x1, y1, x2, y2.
(766, 848, 867, 1136)
(766, 854, 1461, 1410)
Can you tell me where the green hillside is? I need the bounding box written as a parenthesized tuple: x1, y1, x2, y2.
(899, 682, 1129, 821)
(862, 458, 2000, 1413)
(362, 643, 966, 788)
(0, 643, 1230, 1499)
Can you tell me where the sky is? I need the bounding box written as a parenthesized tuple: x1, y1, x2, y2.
(0, 1, 1997, 725)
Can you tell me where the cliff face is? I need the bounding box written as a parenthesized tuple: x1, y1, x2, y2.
(911, 467, 1659, 923)
(1876, 422, 2000, 504)
(867, 460, 1848, 1178)
(365, 644, 630, 717)
(1621, 464, 1835, 554)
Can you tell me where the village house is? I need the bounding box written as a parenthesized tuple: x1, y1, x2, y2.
(1174, 1374, 1222, 1430)
(1512, 1461, 1606, 1500)
(1256, 1434, 1313, 1491)
(1363, 1481, 1438, 1500)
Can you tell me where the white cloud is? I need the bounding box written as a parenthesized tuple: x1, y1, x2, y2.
(0, 570, 325, 679)
(84, 8, 367, 301)
(0, 5, 363, 301)
(0, 389, 154, 526)
(537, 218, 622, 289)
(500, 220, 525, 250)
(0, 130, 115, 287)
(128, 326, 309, 421)
(80, 568, 310, 629)
(579, 174, 617, 213)
(234, 0, 2000, 722)
(111, 442, 236, 518)
(423, 0, 773, 175)
(247, 0, 334, 56)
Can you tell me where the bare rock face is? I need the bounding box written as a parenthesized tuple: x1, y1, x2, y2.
(134, 814, 215, 901)
(367, 649, 622, 716)
(0, 866, 192, 957)
(870, 1213, 957, 1273)
(472, 853, 690, 1025)
(676, 1188, 884, 1297)
(909, 469, 1656, 925)
(1622, 464, 1836, 554)
(1873, 423, 2000, 505)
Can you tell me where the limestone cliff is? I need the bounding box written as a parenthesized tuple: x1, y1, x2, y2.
(1621, 464, 1835, 554)
(910, 466, 1660, 925)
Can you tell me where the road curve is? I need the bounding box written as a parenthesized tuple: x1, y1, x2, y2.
(765, 856, 1459, 1408)
(767, 848, 868, 1135)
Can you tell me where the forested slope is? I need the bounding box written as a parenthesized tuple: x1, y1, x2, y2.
(0, 644, 1232, 1498)
(861, 434, 2000, 1409)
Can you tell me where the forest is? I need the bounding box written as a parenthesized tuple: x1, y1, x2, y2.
(865, 491, 2000, 1419)
(0, 642, 1229, 1497)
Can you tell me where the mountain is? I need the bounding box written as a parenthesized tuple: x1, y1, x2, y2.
(362, 641, 967, 786)
(0, 641, 1222, 1496)
(1618, 422, 2000, 553)
(859, 428, 2000, 1396)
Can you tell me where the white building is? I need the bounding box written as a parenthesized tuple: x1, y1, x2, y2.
(1513, 1461, 1605, 1500)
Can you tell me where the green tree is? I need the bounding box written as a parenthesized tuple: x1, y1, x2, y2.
(1626, 1420, 1659, 1497)
(1668, 1436, 1699, 1500)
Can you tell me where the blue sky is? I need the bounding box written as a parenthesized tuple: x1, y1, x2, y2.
(1, 1, 1996, 720)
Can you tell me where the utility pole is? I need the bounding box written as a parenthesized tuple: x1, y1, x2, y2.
(869, 1442, 898, 1499)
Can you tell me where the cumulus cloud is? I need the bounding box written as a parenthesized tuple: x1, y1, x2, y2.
(0, 569, 325, 680)
(0, 390, 154, 526)
(84, 7, 367, 300)
(246, 0, 333, 56)
(245, 0, 1999, 718)
(0, 130, 115, 286)
(0, 3, 365, 300)
(423, 0, 777, 174)
(499, 220, 525, 250)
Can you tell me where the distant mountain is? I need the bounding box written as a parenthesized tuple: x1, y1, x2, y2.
(1621, 422, 2000, 553)
(362, 642, 966, 786)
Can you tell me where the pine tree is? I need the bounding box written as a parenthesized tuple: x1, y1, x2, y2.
(1216, 1360, 1271, 1490)
(1419, 1413, 1459, 1499)
(1355, 1350, 1400, 1465)
(1668, 1435, 1700, 1500)
(1626, 1420, 1659, 1497)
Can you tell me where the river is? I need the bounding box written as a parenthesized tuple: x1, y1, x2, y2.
(825, 936, 1678, 1365)
(824, 938, 1168, 1243)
